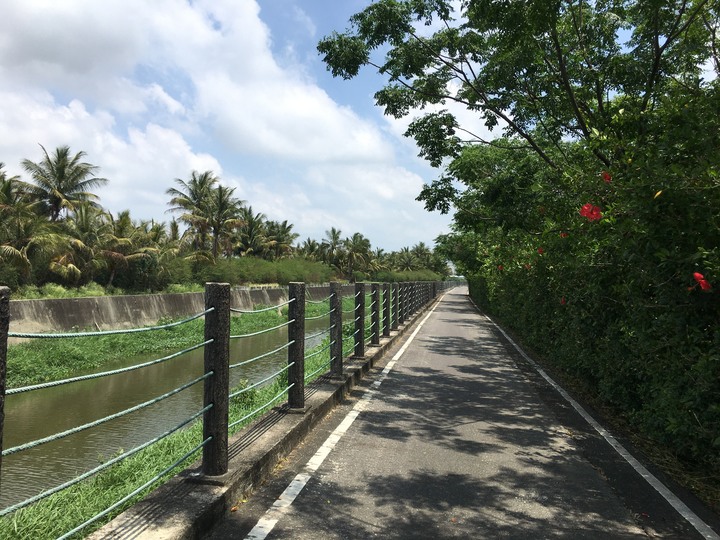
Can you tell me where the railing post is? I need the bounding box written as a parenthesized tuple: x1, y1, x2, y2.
(0, 287, 9, 482)
(392, 283, 399, 330)
(410, 282, 416, 316)
(370, 283, 380, 346)
(398, 284, 405, 325)
(382, 283, 390, 337)
(353, 282, 365, 357)
(329, 282, 343, 375)
(288, 282, 306, 409)
(203, 282, 230, 476)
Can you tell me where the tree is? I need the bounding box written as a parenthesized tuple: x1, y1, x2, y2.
(266, 220, 299, 260)
(411, 242, 432, 269)
(321, 227, 344, 270)
(22, 145, 107, 221)
(318, 0, 720, 478)
(235, 206, 271, 257)
(166, 170, 219, 253)
(319, 0, 717, 184)
(343, 232, 372, 278)
(394, 247, 418, 272)
(298, 238, 322, 261)
(206, 185, 244, 260)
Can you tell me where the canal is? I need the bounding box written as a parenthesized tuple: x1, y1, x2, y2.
(1, 316, 332, 509)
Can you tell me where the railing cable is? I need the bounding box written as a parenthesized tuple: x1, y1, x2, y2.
(4, 372, 212, 456)
(228, 383, 294, 430)
(7, 339, 213, 395)
(0, 404, 212, 517)
(230, 319, 294, 339)
(230, 299, 293, 314)
(229, 341, 293, 370)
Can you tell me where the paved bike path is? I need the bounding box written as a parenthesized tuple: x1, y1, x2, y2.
(206, 287, 716, 539)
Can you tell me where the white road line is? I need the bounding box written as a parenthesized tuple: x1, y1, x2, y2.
(479, 309, 719, 540)
(243, 295, 445, 540)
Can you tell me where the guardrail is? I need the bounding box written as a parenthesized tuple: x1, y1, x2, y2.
(0, 280, 451, 538)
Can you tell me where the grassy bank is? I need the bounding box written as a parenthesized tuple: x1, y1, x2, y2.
(0, 298, 360, 539)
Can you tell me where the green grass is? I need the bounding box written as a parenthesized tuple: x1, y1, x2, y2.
(7, 310, 287, 389)
(0, 296, 367, 539)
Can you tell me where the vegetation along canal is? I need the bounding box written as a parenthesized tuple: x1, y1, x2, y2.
(1, 317, 330, 508)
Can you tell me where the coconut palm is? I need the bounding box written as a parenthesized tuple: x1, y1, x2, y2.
(411, 242, 433, 269)
(166, 170, 219, 253)
(235, 206, 271, 257)
(22, 145, 108, 221)
(321, 227, 344, 269)
(298, 238, 322, 261)
(206, 185, 244, 260)
(343, 232, 371, 278)
(266, 220, 299, 260)
(0, 167, 63, 277)
(394, 247, 418, 271)
(368, 247, 388, 273)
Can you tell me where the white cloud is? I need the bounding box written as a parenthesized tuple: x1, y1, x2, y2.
(293, 6, 317, 37)
(0, 0, 451, 250)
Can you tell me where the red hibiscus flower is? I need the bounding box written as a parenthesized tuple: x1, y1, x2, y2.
(692, 272, 712, 291)
(560, 232, 569, 238)
(601, 171, 612, 183)
(537, 247, 544, 255)
(579, 203, 603, 221)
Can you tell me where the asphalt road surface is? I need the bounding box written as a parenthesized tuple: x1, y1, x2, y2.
(205, 287, 720, 539)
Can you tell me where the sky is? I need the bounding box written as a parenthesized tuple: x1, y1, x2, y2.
(0, 0, 454, 252)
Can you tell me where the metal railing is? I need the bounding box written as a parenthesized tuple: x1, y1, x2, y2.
(0, 280, 453, 537)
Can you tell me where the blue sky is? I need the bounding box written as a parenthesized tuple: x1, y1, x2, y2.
(0, 0, 453, 251)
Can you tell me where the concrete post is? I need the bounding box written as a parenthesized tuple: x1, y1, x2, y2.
(203, 282, 230, 476)
(382, 283, 390, 337)
(398, 284, 405, 325)
(288, 283, 306, 409)
(370, 283, 380, 346)
(392, 283, 399, 330)
(353, 282, 365, 358)
(329, 282, 343, 376)
(0, 287, 9, 481)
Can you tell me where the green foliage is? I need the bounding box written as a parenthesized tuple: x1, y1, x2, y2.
(321, 0, 720, 482)
(191, 257, 335, 286)
(372, 269, 442, 282)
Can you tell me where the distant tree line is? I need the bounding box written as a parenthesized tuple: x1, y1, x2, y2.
(0, 145, 450, 293)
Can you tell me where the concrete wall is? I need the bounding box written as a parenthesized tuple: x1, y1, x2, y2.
(8, 285, 335, 334)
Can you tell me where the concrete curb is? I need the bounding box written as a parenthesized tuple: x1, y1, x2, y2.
(88, 299, 438, 540)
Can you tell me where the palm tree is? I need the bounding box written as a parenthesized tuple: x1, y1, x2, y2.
(321, 227, 344, 270)
(368, 247, 388, 274)
(55, 202, 114, 284)
(343, 232, 371, 278)
(166, 170, 219, 253)
(266, 220, 299, 260)
(394, 247, 418, 271)
(206, 185, 243, 260)
(411, 242, 433, 269)
(0, 166, 60, 277)
(298, 238, 321, 261)
(235, 206, 271, 257)
(22, 145, 108, 221)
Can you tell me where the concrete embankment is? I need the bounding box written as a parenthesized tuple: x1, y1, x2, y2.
(8, 285, 332, 335)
